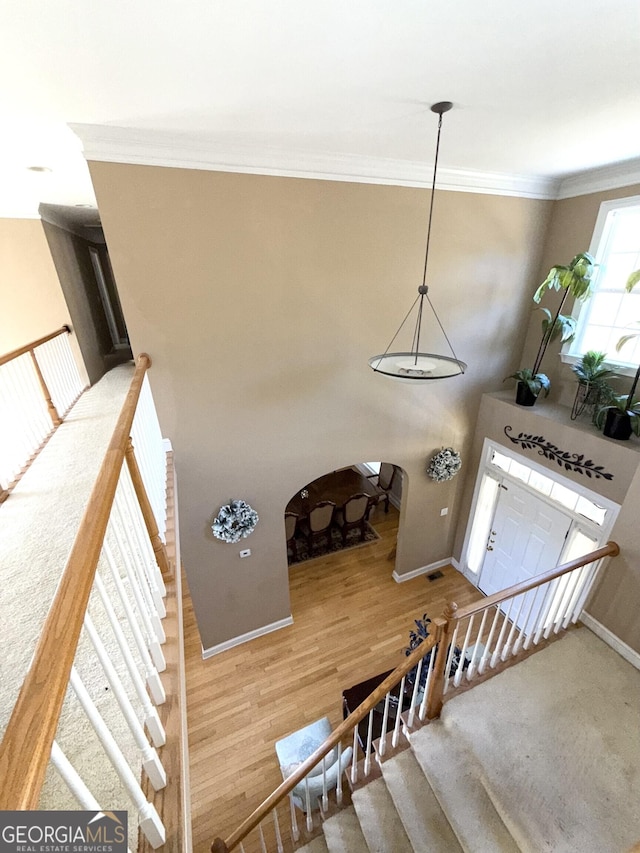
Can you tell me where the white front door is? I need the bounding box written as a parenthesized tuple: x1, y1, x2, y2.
(479, 481, 572, 597)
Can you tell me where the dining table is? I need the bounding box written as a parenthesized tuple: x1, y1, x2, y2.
(286, 466, 381, 521)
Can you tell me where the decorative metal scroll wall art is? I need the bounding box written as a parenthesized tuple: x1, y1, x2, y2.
(503, 426, 614, 481)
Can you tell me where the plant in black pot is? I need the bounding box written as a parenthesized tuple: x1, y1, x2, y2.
(507, 252, 596, 406)
(597, 270, 640, 440)
(570, 351, 617, 421)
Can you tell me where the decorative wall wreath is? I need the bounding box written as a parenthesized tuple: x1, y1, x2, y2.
(427, 447, 462, 482)
(212, 499, 259, 543)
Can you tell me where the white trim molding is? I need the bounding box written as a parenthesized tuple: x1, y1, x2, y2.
(581, 612, 640, 671)
(393, 558, 453, 583)
(71, 123, 558, 200)
(202, 616, 293, 660)
(556, 157, 640, 200)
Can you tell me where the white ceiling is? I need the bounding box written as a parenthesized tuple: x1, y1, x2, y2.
(1, 0, 639, 216)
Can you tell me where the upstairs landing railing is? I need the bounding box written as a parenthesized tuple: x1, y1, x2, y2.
(0, 326, 85, 500)
(211, 540, 619, 853)
(0, 354, 178, 851)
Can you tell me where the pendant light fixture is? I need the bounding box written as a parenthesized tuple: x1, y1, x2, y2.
(369, 101, 467, 381)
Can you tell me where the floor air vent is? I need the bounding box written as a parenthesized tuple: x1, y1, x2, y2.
(427, 570, 444, 581)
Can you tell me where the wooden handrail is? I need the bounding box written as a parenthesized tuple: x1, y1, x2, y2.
(0, 353, 152, 809)
(0, 325, 71, 367)
(451, 541, 619, 623)
(215, 631, 439, 853)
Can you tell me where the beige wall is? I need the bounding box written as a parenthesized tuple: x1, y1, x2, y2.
(89, 161, 551, 651)
(0, 219, 86, 381)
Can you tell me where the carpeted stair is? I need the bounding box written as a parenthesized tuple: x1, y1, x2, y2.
(291, 629, 640, 853)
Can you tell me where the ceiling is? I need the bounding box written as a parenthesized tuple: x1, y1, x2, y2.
(1, 0, 639, 217)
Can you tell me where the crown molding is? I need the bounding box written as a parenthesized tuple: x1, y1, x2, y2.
(556, 158, 640, 200)
(71, 123, 559, 200)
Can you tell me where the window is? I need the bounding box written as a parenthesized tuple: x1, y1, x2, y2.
(488, 448, 608, 526)
(567, 196, 640, 368)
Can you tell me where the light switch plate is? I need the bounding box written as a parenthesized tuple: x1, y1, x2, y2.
(239, 549, 251, 558)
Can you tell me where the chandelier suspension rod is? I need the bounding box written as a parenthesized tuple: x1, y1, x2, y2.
(421, 107, 445, 289)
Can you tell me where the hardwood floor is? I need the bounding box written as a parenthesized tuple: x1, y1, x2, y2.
(183, 505, 483, 853)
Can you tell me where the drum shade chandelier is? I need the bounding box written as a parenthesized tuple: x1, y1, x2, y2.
(369, 101, 466, 381)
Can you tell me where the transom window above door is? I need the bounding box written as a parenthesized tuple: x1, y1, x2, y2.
(489, 448, 607, 526)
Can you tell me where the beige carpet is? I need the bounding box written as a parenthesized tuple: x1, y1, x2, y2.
(425, 628, 640, 853)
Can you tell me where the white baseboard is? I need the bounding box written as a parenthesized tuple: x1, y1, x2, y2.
(202, 616, 293, 659)
(581, 612, 640, 671)
(450, 557, 461, 571)
(393, 557, 453, 583)
(162, 437, 173, 451)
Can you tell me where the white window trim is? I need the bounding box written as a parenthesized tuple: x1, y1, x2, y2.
(561, 193, 640, 376)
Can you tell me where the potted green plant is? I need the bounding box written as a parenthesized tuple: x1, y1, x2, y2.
(508, 252, 596, 406)
(505, 367, 551, 406)
(570, 351, 617, 421)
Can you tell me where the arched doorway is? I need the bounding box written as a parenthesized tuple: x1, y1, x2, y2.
(284, 461, 404, 567)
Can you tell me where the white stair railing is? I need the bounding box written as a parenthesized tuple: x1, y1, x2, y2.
(0, 327, 84, 494)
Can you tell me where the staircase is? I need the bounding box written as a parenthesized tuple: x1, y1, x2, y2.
(298, 718, 519, 853)
(295, 628, 640, 853)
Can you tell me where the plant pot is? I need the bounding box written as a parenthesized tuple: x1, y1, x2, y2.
(515, 381, 538, 407)
(603, 408, 632, 441)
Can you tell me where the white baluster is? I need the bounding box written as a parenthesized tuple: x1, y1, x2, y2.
(392, 675, 405, 747)
(528, 581, 556, 647)
(120, 468, 166, 600)
(379, 692, 391, 757)
(258, 821, 268, 853)
(290, 796, 299, 842)
(491, 596, 517, 667)
(103, 541, 167, 684)
(408, 658, 423, 728)
(321, 755, 328, 811)
(336, 742, 343, 805)
(568, 563, 598, 626)
(544, 574, 573, 639)
(442, 624, 460, 692)
(364, 710, 374, 776)
(69, 669, 165, 849)
(83, 613, 166, 791)
(93, 573, 165, 744)
(466, 609, 489, 680)
(113, 493, 166, 631)
(454, 616, 475, 687)
(108, 522, 167, 666)
(420, 647, 436, 720)
(50, 742, 134, 853)
(514, 587, 542, 653)
(351, 728, 359, 783)
(304, 778, 313, 832)
(273, 807, 283, 853)
(479, 606, 501, 674)
(503, 593, 527, 660)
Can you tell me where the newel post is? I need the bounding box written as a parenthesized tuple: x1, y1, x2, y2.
(425, 602, 458, 720)
(125, 437, 172, 578)
(211, 839, 229, 853)
(30, 349, 61, 426)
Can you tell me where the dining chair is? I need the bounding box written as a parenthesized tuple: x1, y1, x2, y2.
(335, 493, 370, 545)
(367, 462, 398, 513)
(304, 500, 336, 553)
(285, 512, 299, 562)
